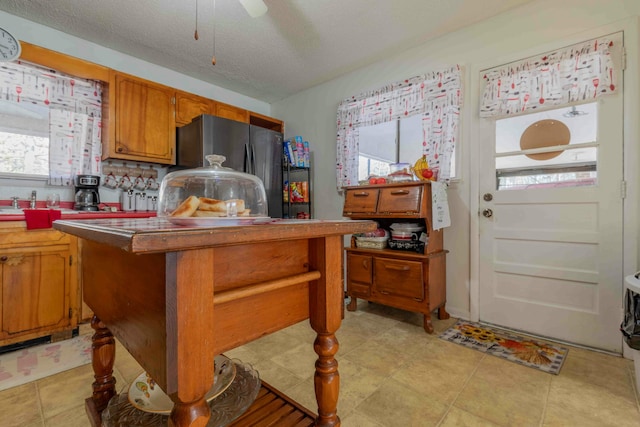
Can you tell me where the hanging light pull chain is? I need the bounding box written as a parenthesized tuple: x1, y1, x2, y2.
(194, 0, 200, 40)
(211, 0, 216, 65)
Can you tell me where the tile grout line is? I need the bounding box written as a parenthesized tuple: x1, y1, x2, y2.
(434, 352, 487, 426)
(630, 363, 640, 412)
(34, 381, 46, 426)
(538, 371, 553, 427)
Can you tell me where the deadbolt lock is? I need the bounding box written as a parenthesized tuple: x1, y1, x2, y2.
(483, 193, 493, 201)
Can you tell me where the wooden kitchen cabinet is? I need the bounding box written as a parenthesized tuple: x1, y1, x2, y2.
(343, 181, 449, 333)
(106, 71, 176, 164)
(175, 91, 215, 126)
(0, 224, 78, 346)
(215, 101, 249, 123)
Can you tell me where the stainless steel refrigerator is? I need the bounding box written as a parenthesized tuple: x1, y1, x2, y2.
(175, 114, 283, 218)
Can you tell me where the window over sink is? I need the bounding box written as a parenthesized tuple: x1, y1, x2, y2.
(0, 58, 103, 185)
(0, 100, 49, 177)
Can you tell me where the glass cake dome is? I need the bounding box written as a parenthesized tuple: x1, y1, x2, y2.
(157, 155, 269, 221)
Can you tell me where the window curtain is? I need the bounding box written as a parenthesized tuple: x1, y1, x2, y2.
(0, 60, 103, 185)
(336, 66, 462, 189)
(480, 35, 618, 117)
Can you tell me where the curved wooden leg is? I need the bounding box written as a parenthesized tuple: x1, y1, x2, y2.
(314, 333, 340, 427)
(438, 305, 450, 320)
(423, 313, 434, 334)
(346, 295, 357, 311)
(90, 315, 116, 412)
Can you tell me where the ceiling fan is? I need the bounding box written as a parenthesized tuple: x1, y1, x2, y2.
(238, 0, 268, 18)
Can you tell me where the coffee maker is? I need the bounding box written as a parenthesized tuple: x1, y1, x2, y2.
(74, 175, 101, 211)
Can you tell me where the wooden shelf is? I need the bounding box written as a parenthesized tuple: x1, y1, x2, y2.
(346, 245, 448, 260)
(229, 381, 316, 426)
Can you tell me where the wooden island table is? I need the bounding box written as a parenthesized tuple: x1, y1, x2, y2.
(53, 217, 375, 427)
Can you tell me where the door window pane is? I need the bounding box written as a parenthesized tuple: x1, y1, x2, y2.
(495, 102, 597, 190)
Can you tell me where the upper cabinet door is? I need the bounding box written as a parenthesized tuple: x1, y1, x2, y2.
(215, 102, 249, 123)
(176, 92, 215, 126)
(110, 72, 176, 164)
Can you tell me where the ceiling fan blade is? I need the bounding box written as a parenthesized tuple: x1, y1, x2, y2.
(238, 0, 268, 18)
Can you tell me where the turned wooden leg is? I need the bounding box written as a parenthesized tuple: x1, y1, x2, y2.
(168, 399, 210, 427)
(308, 235, 343, 426)
(314, 333, 340, 427)
(438, 305, 450, 320)
(90, 315, 116, 412)
(346, 295, 357, 311)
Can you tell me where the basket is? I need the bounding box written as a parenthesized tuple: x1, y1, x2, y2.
(388, 238, 425, 253)
(355, 236, 388, 249)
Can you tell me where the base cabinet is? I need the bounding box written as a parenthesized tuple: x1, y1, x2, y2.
(343, 182, 449, 333)
(0, 225, 78, 346)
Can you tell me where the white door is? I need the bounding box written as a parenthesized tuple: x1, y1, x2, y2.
(478, 46, 624, 352)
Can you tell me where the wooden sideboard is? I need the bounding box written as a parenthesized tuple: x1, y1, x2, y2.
(54, 217, 375, 427)
(342, 182, 449, 333)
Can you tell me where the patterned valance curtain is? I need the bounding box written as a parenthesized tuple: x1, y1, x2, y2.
(0, 60, 103, 185)
(336, 66, 462, 189)
(480, 36, 617, 117)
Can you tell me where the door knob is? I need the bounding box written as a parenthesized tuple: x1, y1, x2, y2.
(482, 209, 493, 218)
(483, 193, 493, 201)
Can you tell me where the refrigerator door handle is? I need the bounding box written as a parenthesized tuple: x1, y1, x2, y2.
(251, 145, 257, 176)
(244, 143, 251, 173)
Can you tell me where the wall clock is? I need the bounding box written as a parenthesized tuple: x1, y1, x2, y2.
(0, 27, 21, 62)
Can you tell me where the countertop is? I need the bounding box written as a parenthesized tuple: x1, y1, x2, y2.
(53, 217, 376, 253)
(0, 210, 156, 221)
(0, 201, 156, 222)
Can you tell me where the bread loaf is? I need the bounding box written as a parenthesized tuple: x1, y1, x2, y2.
(192, 210, 227, 217)
(197, 197, 227, 212)
(171, 196, 250, 217)
(224, 199, 245, 213)
(170, 195, 200, 217)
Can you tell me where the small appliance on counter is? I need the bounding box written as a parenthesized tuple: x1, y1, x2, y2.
(74, 175, 101, 211)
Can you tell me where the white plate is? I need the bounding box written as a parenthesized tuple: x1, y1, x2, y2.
(127, 354, 236, 414)
(166, 216, 271, 227)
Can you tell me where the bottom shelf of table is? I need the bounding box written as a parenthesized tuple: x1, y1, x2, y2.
(229, 381, 317, 426)
(85, 381, 317, 427)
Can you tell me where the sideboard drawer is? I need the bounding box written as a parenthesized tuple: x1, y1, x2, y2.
(343, 188, 380, 215)
(377, 186, 422, 214)
(347, 253, 373, 284)
(374, 258, 424, 301)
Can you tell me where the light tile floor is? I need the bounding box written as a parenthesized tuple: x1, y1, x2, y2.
(1, 300, 639, 426)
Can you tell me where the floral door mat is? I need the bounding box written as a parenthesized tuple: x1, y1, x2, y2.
(0, 333, 91, 392)
(439, 320, 568, 375)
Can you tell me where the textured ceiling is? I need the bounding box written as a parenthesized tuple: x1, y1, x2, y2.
(0, 0, 534, 103)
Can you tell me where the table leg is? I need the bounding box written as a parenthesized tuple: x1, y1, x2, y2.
(166, 249, 216, 427)
(90, 315, 116, 412)
(309, 236, 342, 427)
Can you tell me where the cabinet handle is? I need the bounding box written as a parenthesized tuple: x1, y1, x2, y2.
(390, 190, 410, 195)
(362, 259, 369, 269)
(385, 264, 410, 271)
(0, 256, 6, 262)
(353, 192, 370, 197)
